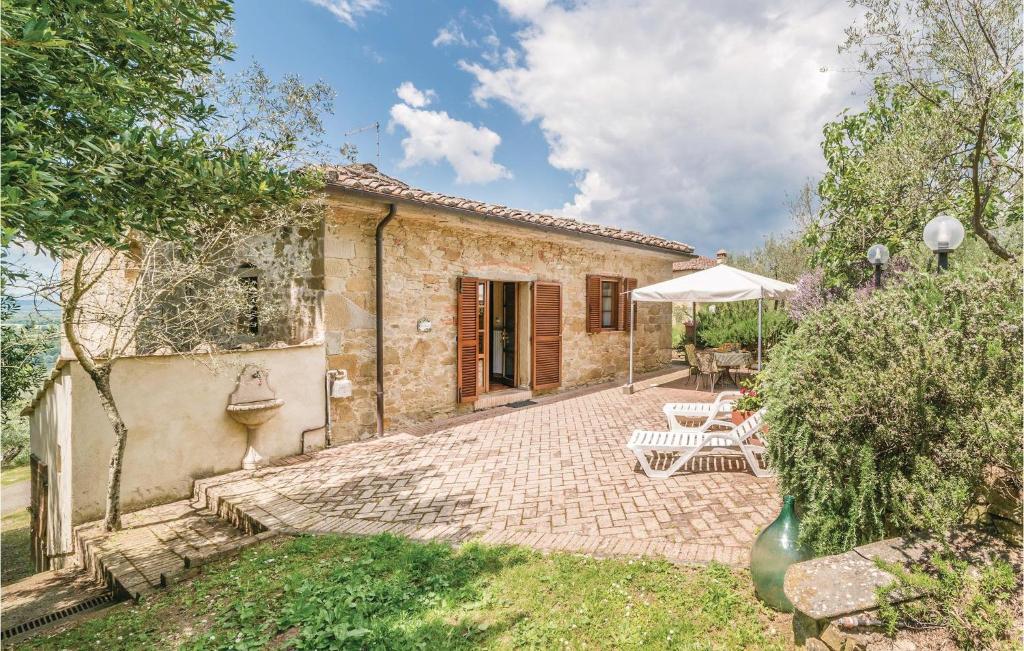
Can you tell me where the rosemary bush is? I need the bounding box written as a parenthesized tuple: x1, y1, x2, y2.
(696, 302, 793, 350)
(761, 262, 1022, 554)
(876, 552, 1019, 650)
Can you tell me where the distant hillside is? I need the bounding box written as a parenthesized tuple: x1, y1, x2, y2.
(8, 298, 60, 324)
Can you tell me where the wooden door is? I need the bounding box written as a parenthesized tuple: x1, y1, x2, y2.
(500, 283, 516, 385)
(30, 456, 48, 571)
(532, 281, 562, 390)
(457, 277, 483, 403)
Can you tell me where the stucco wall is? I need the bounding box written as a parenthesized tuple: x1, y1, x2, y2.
(322, 196, 680, 443)
(28, 364, 74, 567)
(27, 344, 325, 540)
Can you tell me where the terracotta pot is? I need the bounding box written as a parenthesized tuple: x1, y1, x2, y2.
(731, 410, 753, 425)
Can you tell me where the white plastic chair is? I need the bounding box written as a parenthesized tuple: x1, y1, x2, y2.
(662, 390, 740, 431)
(627, 408, 771, 479)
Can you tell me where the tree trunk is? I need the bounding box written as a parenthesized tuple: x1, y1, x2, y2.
(63, 256, 131, 532)
(86, 365, 129, 532)
(969, 103, 1014, 261)
(2, 445, 25, 465)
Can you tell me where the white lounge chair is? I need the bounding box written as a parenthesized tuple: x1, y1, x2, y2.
(627, 408, 771, 479)
(662, 390, 740, 431)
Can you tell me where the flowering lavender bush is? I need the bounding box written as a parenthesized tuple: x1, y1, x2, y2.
(785, 269, 839, 321)
(762, 262, 1022, 554)
(789, 258, 914, 321)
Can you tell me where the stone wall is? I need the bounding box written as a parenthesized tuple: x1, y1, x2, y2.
(323, 195, 682, 442)
(62, 224, 324, 359)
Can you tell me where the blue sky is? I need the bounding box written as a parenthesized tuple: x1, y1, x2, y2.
(230, 0, 864, 256)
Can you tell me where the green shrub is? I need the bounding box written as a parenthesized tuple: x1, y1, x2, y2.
(696, 302, 793, 350)
(1, 417, 30, 466)
(875, 551, 1019, 650)
(761, 262, 1022, 555)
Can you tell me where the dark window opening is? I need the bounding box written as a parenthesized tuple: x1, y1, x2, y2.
(238, 264, 259, 335)
(601, 280, 618, 328)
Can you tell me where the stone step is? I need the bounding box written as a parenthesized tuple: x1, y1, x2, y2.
(193, 473, 327, 534)
(70, 501, 261, 601)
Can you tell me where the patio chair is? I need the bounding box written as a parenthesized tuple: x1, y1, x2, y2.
(694, 350, 719, 391)
(663, 390, 740, 431)
(684, 343, 699, 368)
(626, 408, 771, 479)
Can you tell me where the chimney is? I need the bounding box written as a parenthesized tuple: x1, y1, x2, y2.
(716, 249, 728, 265)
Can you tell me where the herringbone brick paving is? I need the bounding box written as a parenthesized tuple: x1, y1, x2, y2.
(196, 377, 779, 566)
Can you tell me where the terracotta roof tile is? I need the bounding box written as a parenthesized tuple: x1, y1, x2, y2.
(323, 164, 694, 254)
(673, 256, 718, 271)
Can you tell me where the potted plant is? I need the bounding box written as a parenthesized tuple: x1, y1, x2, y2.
(732, 376, 762, 425)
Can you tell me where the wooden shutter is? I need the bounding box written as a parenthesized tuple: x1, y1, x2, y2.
(620, 277, 637, 331)
(457, 277, 481, 403)
(585, 274, 602, 333)
(532, 281, 562, 390)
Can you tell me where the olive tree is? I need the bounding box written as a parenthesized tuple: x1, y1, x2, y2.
(4, 0, 336, 532)
(809, 0, 1021, 285)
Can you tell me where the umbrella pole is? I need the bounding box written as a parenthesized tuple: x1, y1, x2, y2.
(628, 297, 635, 387)
(757, 297, 763, 371)
(691, 303, 697, 347)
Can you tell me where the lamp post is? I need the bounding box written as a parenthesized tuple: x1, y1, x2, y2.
(922, 215, 965, 272)
(866, 244, 889, 288)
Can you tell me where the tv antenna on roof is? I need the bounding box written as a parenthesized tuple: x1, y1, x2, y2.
(344, 121, 381, 168)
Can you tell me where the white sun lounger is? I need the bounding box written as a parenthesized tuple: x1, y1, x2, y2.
(662, 390, 741, 431)
(627, 408, 771, 479)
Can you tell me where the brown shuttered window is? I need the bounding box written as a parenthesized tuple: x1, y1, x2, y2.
(532, 281, 562, 390)
(457, 277, 482, 403)
(587, 274, 636, 333)
(585, 274, 603, 333)
(620, 277, 637, 331)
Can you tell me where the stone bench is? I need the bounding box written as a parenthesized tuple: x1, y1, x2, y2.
(783, 530, 1016, 650)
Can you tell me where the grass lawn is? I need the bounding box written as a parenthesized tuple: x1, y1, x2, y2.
(27, 534, 789, 650)
(2, 508, 34, 585)
(1, 463, 30, 487)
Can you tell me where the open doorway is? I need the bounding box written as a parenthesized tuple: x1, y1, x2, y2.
(488, 281, 516, 388)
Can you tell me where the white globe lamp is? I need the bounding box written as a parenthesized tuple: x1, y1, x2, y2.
(922, 215, 965, 271)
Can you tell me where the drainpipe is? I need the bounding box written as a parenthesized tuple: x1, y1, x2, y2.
(375, 204, 397, 437)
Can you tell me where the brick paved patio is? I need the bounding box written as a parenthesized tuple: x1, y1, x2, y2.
(195, 376, 780, 567)
(19, 374, 780, 607)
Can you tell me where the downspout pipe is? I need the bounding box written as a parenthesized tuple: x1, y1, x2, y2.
(375, 203, 397, 437)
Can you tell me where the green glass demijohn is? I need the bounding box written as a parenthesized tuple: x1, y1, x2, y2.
(750, 495, 808, 613)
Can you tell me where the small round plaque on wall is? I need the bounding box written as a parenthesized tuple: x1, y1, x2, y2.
(416, 317, 432, 333)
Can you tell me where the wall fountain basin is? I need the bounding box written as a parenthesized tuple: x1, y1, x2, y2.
(226, 398, 284, 428)
(226, 365, 284, 470)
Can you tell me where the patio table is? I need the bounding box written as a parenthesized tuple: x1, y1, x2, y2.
(713, 351, 753, 386)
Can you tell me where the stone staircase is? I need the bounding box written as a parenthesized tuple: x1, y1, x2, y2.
(71, 499, 276, 600)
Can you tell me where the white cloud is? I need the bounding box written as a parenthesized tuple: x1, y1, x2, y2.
(463, 0, 863, 253)
(496, 0, 549, 20)
(305, 0, 384, 27)
(389, 99, 511, 184)
(433, 22, 470, 47)
(395, 81, 437, 108)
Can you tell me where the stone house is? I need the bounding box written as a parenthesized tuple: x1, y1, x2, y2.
(25, 163, 695, 569)
(320, 164, 695, 442)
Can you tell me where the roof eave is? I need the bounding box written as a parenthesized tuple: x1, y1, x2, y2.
(324, 183, 693, 257)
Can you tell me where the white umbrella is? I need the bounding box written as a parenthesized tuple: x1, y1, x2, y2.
(626, 264, 797, 386)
